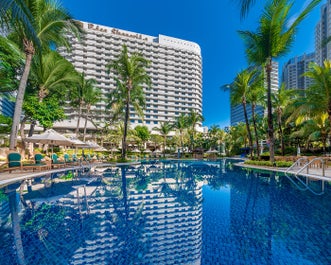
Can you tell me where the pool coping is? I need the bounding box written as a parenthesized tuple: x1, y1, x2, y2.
(234, 162, 331, 181)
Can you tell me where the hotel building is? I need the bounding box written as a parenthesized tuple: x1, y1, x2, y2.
(230, 61, 279, 126)
(315, 1, 331, 66)
(58, 21, 203, 133)
(282, 53, 315, 90)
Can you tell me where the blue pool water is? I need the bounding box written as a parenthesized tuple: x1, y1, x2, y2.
(0, 159, 330, 265)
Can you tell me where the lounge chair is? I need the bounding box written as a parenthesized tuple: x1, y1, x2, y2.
(0, 152, 48, 172)
(51, 154, 65, 168)
(34, 154, 51, 170)
(64, 154, 78, 166)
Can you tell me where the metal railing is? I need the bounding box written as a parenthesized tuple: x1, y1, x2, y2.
(296, 157, 326, 177)
(285, 157, 309, 174)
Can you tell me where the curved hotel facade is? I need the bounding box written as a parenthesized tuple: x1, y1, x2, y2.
(59, 21, 203, 132)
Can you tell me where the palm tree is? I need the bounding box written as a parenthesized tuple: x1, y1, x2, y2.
(247, 72, 264, 158)
(238, 0, 321, 162)
(0, 0, 37, 44)
(236, 0, 259, 18)
(303, 61, 331, 129)
(70, 72, 97, 136)
(153, 121, 173, 157)
(5, 0, 82, 150)
(186, 109, 204, 151)
(224, 68, 257, 158)
(82, 85, 101, 141)
(174, 113, 188, 153)
(30, 50, 79, 102)
(272, 84, 296, 155)
(107, 45, 151, 159)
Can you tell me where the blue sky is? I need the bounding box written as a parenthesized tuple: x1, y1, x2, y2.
(61, 0, 323, 129)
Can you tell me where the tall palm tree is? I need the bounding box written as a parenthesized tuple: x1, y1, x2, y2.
(224, 68, 257, 158)
(153, 121, 173, 157)
(107, 45, 151, 159)
(0, 0, 37, 44)
(6, 0, 82, 150)
(238, 0, 321, 162)
(82, 85, 101, 141)
(70, 72, 97, 136)
(272, 84, 296, 155)
(186, 109, 204, 151)
(247, 71, 265, 158)
(30, 50, 79, 102)
(174, 113, 188, 152)
(303, 61, 331, 128)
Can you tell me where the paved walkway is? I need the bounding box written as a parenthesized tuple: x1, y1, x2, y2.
(0, 164, 92, 188)
(236, 162, 331, 181)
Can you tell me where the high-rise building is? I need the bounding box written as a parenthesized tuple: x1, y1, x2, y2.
(282, 53, 315, 90)
(230, 61, 279, 126)
(0, 94, 14, 118)
(58, 21, 202, 133)
(315, 1, 331, 65)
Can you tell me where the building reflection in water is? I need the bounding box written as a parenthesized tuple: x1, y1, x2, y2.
(0, 161, 207, 265)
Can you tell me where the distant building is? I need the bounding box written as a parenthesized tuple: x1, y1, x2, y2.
(315, 2, 331, 65)
(58, 21, 203, 133)
(282, 53, 315, 90)
(230, 61, 279, 126)
(0, 94, 14, 118)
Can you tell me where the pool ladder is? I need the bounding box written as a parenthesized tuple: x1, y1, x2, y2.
(285, 157, 326, 195)
(285, 157, 327, 177)
(76, 185, 90, 216)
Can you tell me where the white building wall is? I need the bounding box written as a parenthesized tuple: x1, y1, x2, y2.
(58, 21, 203, 133)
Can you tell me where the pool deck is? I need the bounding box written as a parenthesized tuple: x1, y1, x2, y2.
(0, 164, 93, 188)
(235, 161, 331, 181)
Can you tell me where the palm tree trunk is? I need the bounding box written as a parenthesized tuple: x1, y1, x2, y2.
(163, 136, 166, 158)
(266, 58, 275, 163)
(251, 104, 260, 159)
(75, 103, 83, 136)
(9, 41, 34, 150)
(243, 101, 253, 158)
(83, 106, 90, 142)
(277, 114, 285, 156)
(122, 91, 131, 160)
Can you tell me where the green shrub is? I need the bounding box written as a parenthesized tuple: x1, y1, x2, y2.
(244, 160, 293, 167)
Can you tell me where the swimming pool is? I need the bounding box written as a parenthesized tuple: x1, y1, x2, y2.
(0, 159, 330, 265)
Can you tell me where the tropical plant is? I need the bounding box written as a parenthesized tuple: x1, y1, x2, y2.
(174, 113, 188, 152)
(186, 109, 204, 151)
(153, 121, 173, 157)
(272, 84, 296, 155)
(238, 0, 321, 162)
(30, 50, 79, 102)
(133, 125, 151, 151)
(70, 72, 97, 136)
(0, 36, 23, 92)
(82, 85, 101, 141)
(107, 44, 151, 159)
(224, 68, 259, 158)
(5, 0, 82, 150)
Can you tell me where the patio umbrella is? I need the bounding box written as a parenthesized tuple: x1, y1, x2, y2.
(206, 149, 218, 154)
(144, 149, 152, 153)
(132, 148, 141, 153)
(25, 129, 74, 155)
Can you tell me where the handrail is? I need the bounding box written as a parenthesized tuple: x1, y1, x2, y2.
(285, 157, 309, 174)
(295, 157, 326, 176)
(284, 173, 324, 195)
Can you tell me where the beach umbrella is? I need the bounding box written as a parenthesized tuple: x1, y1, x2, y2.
(205, 149, 218, 154)
(25, 129, 74, 155)
(132, 148, 141, 153)
(144, 149, 152, 153)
